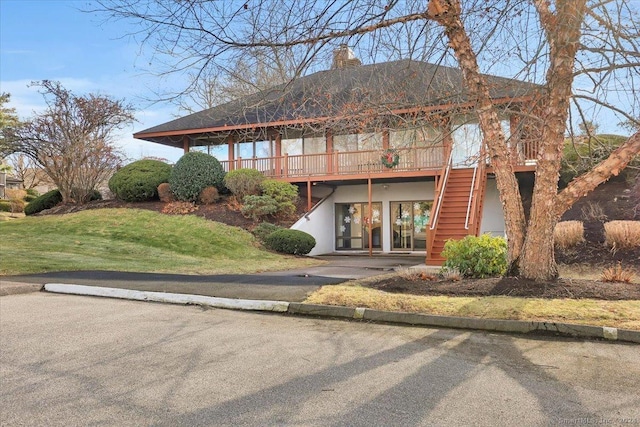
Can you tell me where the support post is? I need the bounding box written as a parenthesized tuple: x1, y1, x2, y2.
(307, 179, 312, 212)
(227, 135, 235, 171)
(183, 136, 190, 153)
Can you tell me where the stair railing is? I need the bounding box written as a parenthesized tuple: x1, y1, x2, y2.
(464, 151, 487, 232)
(464, 165, 479, 230)
(429, 149, 454, 231)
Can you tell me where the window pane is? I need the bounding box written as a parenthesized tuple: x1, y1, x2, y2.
(333, 134, 358, 152)
(238, 141, 253, 158)
(303, 136, 326, 154)
(357, 132, 382, 151)
(282, 138, 302, 155)
(390, 128, 414, 148)
(255, 140, 272, 158)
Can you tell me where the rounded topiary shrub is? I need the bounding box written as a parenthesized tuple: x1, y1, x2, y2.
(223, 168, 265, 200)
(108, 159, 172, 202)
(263, 229, 316, 255)
(24, 189, 63, 216)
(169, 152, 226, 202)
(441, 234, 507, 278)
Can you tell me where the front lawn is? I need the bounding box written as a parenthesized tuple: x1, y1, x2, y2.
(0, 208, 320, 275)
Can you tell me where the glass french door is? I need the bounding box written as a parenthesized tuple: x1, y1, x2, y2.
(391, 201, 432, 251)
(335, 202, 382, 250)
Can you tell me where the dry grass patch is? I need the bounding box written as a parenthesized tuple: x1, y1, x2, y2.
(554, 220, 585, 249)
(601, 263, 636, 283)
(581, 201, 608, 221)
(304, 284, 640, 330)
(605, 220, 640, 250)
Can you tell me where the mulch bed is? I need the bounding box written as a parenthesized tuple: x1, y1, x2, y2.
(365, 275, 640, 300)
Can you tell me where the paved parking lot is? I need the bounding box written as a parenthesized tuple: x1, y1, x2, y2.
(2, 293, 639, 426)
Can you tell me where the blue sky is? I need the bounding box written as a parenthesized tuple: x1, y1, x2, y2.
(0, 0, 184, 162)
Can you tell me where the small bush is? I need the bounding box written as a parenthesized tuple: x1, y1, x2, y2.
(224, 169, 265, 200)
(396, 267, 423, 281)
(261, 179, 298, 218)
(199, 186, 220, 204)
(241, 195, 279, 221)
(554, 221, 585, 250)
(439, 267, 463, 281)
(604, 220, 640, 250)
(5, 189, 27, 201)
(441, 234, 507, 278)
(108, 159, 172, 202)
(157, 182, 174, 203)
(10, 199, 25, 213)
(24, 194, 38, 203)
(25, 188, 40, 197)
(252, 222, 283, 242)
(263, 229, 316, 255)
(161, 201, 199, 215)
(0, 200, 11, 212)
(601, 263, 635, 283)
(24, 189, 63, 216)
(170, 152, 226, 202)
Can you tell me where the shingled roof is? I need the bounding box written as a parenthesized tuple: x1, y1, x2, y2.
(136, 59, 539, 147)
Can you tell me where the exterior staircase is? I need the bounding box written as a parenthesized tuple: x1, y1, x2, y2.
(427, 167, 487, 265)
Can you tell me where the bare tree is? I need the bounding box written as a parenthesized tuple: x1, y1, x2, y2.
(93, 0, 640, 280)
(172, 47, 303, 114)
(7, 154, 51, 190)
(9, 81, 134, 204)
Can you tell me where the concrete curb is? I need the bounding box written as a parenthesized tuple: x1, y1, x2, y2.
(43, 284, 640, 344)
(0, 281, 44, 296)
(43, 284, 289, 312)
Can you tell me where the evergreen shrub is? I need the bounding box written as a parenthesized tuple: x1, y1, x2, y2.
(24, 189, 63, 216)
(241, 195, 278, 221)
(261, 179, 298, 217)
(170, 152, 225, 202)
(441, 234, 507, 278)
(263, 229, 316, 255)
(108, 159, 171, 202)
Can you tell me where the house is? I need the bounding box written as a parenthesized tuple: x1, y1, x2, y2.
(0, 173, 23, 199)
(134, 47, 540, 264)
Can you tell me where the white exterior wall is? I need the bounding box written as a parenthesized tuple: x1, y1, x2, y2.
(292, 181, 436, 255)
(479, 177, 506, 237)
(293, 178, 507, 255)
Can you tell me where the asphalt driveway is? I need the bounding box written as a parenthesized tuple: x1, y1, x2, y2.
(1, 255, 425, 302)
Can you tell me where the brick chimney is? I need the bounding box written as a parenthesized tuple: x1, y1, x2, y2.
(331, 45, 361, 69)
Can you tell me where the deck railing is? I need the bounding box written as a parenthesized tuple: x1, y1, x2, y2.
(219, 141, 538, 179)
(221, 146, 446, 179)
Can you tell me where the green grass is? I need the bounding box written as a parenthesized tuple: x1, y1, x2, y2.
(0, 209, 320, 275)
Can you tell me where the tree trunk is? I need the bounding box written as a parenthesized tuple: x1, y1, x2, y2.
(518, 0, 588, 281)
(554, 131, 640, 218)
(427, 0, 527, 269)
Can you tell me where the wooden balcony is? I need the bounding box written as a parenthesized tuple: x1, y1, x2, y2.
(220, 146, 446, 182)
(219, 143, 538, 182)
